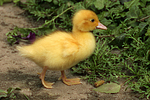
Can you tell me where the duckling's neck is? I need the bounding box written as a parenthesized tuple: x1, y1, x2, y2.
(72, 27, 89, 37)
(71, 27, 94, 45)
(72, 27, 81, 33)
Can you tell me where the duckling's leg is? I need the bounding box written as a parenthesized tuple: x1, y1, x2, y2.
(39, 66, 54, 88)
(60, 70, 81, 86)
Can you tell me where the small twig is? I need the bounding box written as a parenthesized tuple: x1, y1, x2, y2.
(127, 26, 132, 30)
(138, 15, 150, 22)
(42, 6, 73, 27)
(120, 77, 133, 87)
(99, 35, 115, 38)
(25, 6, 73, 30)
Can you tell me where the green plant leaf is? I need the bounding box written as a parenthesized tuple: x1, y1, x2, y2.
(106, 0, 120, 8)
(145, 26, 150, 36)
(13, 0, 20, 3)
(94, 0, 105, 10)
(0, 94, 7, 98)
(142, 5, 150, 15)
(0, 89, 7, 93)
(53, 0, 58, 5)
(74, 2, 85, 10)
(7, 87, 14, 94)
(109, 5, 123, 14)
(126, 5, 140, 19)
(101, 18, 112, 26)
(46, 0, 52, 2)
(120, 0, 132, 4)
(138, 22, 147, 32)
(124, 0, 140, 8)
(0, 89, 7, 98)
(93, 83, 121, 93)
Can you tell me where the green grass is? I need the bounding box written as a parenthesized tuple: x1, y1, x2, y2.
(0, 87, 21, 99)
(6, 0, 150, 99)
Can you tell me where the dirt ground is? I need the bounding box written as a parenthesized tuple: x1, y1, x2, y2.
(0, 3, 148, 100)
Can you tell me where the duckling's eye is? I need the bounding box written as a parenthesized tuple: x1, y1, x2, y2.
(90, 19, 95, 22)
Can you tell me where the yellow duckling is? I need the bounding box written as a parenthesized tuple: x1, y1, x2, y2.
(17, 10, 107, 88)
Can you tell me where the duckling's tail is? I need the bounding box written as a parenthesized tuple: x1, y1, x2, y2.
(17, 46, 34, 58)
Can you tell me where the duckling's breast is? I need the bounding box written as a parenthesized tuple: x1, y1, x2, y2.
(74, 32, 96, 62)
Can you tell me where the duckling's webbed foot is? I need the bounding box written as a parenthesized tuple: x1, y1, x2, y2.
(38, 66, 54, 89)
(61, 71, 82, 86)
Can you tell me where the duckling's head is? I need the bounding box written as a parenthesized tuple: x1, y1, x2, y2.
(72, 10, 107, 32)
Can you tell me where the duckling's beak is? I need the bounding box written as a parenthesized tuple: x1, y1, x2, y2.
(96, 22, 107, 30)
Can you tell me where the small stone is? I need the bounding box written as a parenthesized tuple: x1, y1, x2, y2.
(28, 81, 36, 86)
(20, 88, 32, 96)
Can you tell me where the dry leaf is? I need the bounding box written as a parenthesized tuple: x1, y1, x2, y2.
(94, 80, 105, 87)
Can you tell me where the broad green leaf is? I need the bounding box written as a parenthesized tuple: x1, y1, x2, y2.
(46, 0, 52, 2)
(126, 5, 140, 19)
(138, 22, 147, 32)
(108, 23, 118, 30)
(97, 11, 109, 19)
(53, 0, 58, 5)
(101, 18, 112, 26)
(93, 83, 121, 93)
(141, 0, 147, 5)
(124, 0, 140, 8)
(109, 5, 124, 14)
(147, 17, 150, 24)
(106, 0, 120, 8)
(74, 2, 85, 10)
(140, 2, 146, 8)
(0, 0, 4, 6)
(120, 0, 132, 4)
(120, 12, 126, 17)
(66, 1, 74, 7)
(127, 19, 138, 27)
(94, 0, 105, 10)
(142, 5, 150, 15)
(141, 0, 150, 5)
(112, 24, 122, 35)
(13, 0, 20, 3)
(145, 26, 150, 36)
(3, 0, 12, 3)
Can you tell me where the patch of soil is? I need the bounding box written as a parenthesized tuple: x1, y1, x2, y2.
(0, 2, 147, 100)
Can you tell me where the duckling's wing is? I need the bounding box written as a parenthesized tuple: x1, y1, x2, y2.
(62, 39, 79, 58)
